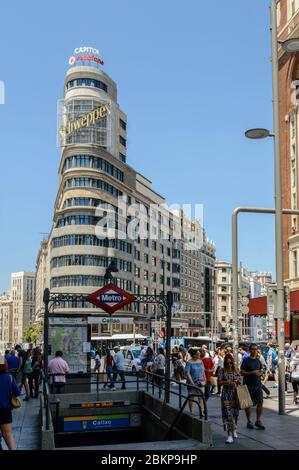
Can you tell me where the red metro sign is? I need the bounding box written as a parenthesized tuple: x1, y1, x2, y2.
(87, 284, 135, 315)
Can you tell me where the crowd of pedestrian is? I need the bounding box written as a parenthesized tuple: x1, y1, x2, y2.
(0, 345, 71, 450)
(2, 339, 299, 449)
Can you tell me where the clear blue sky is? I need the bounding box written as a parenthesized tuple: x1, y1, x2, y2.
(0, 0, 275, 292)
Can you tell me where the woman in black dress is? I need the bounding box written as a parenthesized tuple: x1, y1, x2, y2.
(217, 353, 241, 444)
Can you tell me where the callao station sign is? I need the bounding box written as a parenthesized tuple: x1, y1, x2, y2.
(69, 46, 104, 66)
(87, 284, 135, 315)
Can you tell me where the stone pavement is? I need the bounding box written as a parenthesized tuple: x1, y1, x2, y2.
(167, 382, 299, 450)
(2, 394, 40, 450)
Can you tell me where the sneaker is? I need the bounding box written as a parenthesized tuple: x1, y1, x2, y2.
(225, 436, 234, 444)
(111, 387, 116, 391)
(23, 397, 30, 401)
(255, 421, 266, 430)
(272, 384, 278, 388)
(247, 421, 254, 429)
(233, 430, 238, 438)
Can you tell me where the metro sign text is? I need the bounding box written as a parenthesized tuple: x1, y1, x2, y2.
(87, 284, 135, 314)
(100, 293, 123, 303)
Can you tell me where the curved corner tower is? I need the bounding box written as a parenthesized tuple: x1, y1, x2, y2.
(49, 64, 135, 316)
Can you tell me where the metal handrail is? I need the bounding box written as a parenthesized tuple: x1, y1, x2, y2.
(144, 371, 208, 420)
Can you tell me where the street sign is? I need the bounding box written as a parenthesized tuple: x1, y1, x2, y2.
(87, 317, 133, 325)
(240, 305, 249, 314)
(256, 328, 263, 339)
(87, 283, 135, 314)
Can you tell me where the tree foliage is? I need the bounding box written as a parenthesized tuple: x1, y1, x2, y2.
(23, 322, 43, 345)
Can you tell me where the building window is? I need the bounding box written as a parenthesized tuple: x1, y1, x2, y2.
(63, 155, 124, 182)
(119, 152, 126, 163)
(120, 119, 127, 131)
(51, 236, 131, 253)
(64, 177, 122, 197)
(51, 276, 132, 290)
(119, 136, 126, 147)
(293, 193, 297, 210)
(293, 250, 298, 278)
(291, 115, 295, 139)
(66, 78, 108, 92)
(51, 255, 132, 272)
(293, 217, 297, 234)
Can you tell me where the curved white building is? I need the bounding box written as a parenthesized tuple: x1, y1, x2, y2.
(48, 62, 181, 330)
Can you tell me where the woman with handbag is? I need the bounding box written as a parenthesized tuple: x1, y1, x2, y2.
(185, 349, 206, 417)
(217, 353, 241, 444)
(0, 355, 20, 450)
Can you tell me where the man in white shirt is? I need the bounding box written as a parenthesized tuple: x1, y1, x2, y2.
(112, 346, 126, 390)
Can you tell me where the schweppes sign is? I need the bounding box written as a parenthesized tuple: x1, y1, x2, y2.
(60, 102, 111, 138)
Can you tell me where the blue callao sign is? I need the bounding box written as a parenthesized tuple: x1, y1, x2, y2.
(64, 414, 130, 432)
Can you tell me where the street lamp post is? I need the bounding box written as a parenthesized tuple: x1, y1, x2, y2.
(244, 1, 299, 414)
(270, 0, 285, 416)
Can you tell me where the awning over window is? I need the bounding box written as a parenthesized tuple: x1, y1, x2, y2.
(248, 297, 267, 316)
(249, 290, 299, 316)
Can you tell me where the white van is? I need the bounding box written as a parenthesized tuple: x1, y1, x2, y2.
(120, 346, 144, 374)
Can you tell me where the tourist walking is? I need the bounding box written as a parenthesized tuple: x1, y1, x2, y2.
(215, 349, 224, 395)
(103, 349, 114, 390)
(175, 346, 186, 382)
(290, 351, 299, 404)
(241, 343, 265, 430)
(264, 343, 278, 387)
(6, 350, 21, 379)
(144, 347, 155, 381)
(48, 351, 70, 394)
(22, 349, 32, 401)
(200, 348, 214, 400)
(171, 346, 179, 380)
(153, 347, 165, 387)
(14, 345, 27, 388)
(185, 349, 206, 417)
(112, 346, 126, 390)
(28, 348, 42, 398)
(93, 350, 101, 373)
(0, 355, 20, 450)
(217, 353, 241, 444)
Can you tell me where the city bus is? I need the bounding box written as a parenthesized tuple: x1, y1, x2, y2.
(91, 333, 148, 353)
(182, 336, 222, 351)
